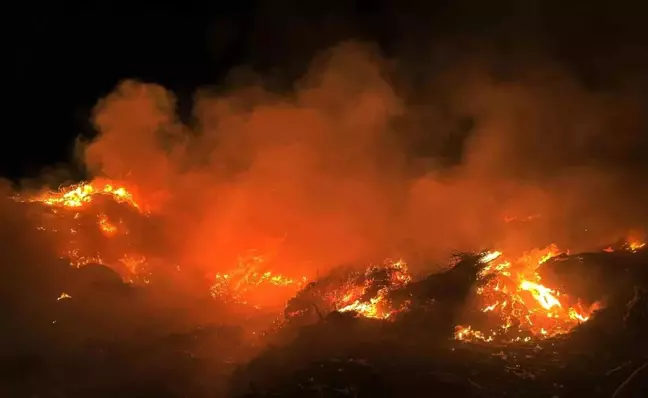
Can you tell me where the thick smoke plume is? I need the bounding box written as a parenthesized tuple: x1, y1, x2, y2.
(2, 29, 648, 396)
(61, 41, 646, 282)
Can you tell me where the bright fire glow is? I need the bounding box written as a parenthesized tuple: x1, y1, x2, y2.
(455, 245, 601, 343)
(210, 253, 308, 308)
(335, 259, 412, 319)
(23, 180, 142, 211)
(14, 180, 149, 279)
(12, 180, 647, 343)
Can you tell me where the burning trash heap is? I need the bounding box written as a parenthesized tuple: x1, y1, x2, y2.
(4, 180, 648, 397)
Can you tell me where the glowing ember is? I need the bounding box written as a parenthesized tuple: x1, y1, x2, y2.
(67, 251, 104, 268)
(455, 245, 601, 343)
(119, 254, 151, 284)
(97, 213, 118, 236)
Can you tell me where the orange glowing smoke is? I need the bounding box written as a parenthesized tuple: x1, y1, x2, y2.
(455, 245, 601, 343)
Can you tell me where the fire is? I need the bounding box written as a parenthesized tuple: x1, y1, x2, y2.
(57, 292, 72, 300)
(119, 254, 151, 284)
(627, 240, 645, 252)
(519, 280, 562, 310)
(210, 253, 308, 308)
(601, 232, 645, 253)
(335, 259, 412, 319)
(23, 180, 142, 211)
(625, 230, 646, 251)
(455, 245, 601, 343)
(97, 213, 118, 236)
(14, 180, 151, 281)
(17, 180, 307, 300)
(11, 179, 646, 342)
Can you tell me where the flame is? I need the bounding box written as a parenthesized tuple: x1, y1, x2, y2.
(210, 253, 308, 308)
(14, 180, 150, 282)
(333, 259, 412, 319)
(119, 254, 151, 284)
(57, 292, 72, 300)
(11, 179, 645, 340)
(97, 213, 118, 236)
(627, 240, 645, 252)
(455, 245, 601, 343)
(23, 180, 142, 211)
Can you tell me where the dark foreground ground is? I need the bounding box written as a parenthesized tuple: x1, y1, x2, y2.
(2, 249, 647, 398)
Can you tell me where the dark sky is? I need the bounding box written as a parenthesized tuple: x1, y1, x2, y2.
(7, 0, 648, 180)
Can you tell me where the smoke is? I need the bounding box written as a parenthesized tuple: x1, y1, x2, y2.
(401, 56, 648, 257)
(3, 8, 648, 395)
(69, 40, 647, 280)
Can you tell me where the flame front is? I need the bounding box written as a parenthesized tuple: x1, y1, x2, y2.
(12, 180, 647, 343)
(455, 245, 601, 343)
(25, 180, 141, 211)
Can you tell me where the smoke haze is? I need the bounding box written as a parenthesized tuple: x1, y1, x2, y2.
(51, 41, 639, 281)
(3, 5, 648, 396)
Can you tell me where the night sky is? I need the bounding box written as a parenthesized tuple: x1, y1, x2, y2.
(8, 0, 648, 180)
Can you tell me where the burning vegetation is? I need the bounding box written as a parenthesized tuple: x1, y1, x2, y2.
(10, 179, 645, 340)
(6, 167, 648, 397)
(454, 245, 602, 343)
(4, 40, 648, 398)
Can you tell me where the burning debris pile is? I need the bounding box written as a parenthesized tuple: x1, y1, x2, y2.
(232, 247, 648, 398)
(15, 180, 154, 282)
(283, 259, 412, 324)
(4, 180, 648, 397)
(210, 252, 309, 309)
(454, 245, 601, 343)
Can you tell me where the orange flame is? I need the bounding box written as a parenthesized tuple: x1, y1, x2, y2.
(16, 180, 148, 281)
(455, 245, 601, 343)
(23, 180, 142, 211)
(335, 259, 412, 319)
(210, 253, 308, 308)
(12, 179, 644, 341)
